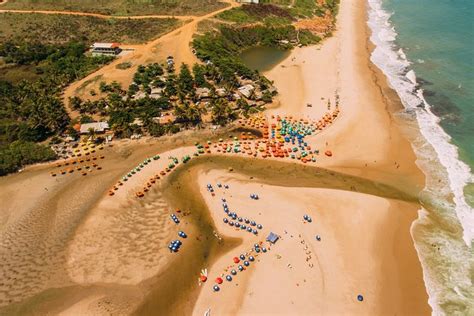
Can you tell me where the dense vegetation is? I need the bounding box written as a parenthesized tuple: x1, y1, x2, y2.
(1, 0, 227, 16)
(218, 1, 339, 27)
(194, 24, 319, 61)
(72, 60, 271, 138)
(0, 41, 113, 174)
(0, 141, 57, 176)
(0, 13, 181, 45)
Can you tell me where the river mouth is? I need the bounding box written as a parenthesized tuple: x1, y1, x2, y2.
(239, 46, 291, 72)
(133, 154, 423, 314)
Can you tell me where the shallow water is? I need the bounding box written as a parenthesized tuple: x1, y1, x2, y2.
(240, 46, 291, 72)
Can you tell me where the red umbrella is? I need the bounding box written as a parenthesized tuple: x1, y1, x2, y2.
(215, 277, 223, 284)
(200, 275, 207, 282)
(233, 257, 240, 264)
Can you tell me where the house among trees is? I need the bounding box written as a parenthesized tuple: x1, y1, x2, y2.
(196, 87, 211, 99)
(90, 43, 122, 56)
(238, 84, 255, 98)
(79, 122, 110, 134)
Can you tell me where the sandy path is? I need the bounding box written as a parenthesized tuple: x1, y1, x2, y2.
(0, 9, 194, 19)
(62, 0, 239, 118)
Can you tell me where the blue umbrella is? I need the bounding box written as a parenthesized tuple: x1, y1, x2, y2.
(213, 285, 220, 292)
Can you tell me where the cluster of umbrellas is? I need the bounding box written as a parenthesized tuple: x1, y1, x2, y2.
(221, 199, 262, 235)
(69, 141, 104, 158)
(168, 239, 182, 253)
(52, 156, 104, 178)
(303, 214, 313, 223)
(212, 252, 259, 292)
(170, 213, 180, 224)
(52, 140, 106, 177)
(109, 152, 195, 199)
(250, 193, 259, 200)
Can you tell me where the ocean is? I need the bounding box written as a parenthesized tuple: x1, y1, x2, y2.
(367, 0, 474, 314)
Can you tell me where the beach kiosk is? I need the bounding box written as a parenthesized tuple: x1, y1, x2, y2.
(266, 232, 279, 244)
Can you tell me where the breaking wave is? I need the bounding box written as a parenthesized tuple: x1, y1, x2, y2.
(367, 0, 474, 314)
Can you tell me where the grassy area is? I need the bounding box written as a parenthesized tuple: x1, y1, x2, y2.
(1, 0, 228, 16)
(217, 3, 295, 25)
(0, 64, 41, 83)
(0, 13, 182, 45)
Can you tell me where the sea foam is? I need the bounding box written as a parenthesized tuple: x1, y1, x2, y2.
(367, 0, 474, 314)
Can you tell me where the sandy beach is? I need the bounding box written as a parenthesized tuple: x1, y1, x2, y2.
(0, 0, 432, 315)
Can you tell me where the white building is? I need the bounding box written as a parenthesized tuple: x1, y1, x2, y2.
(80, 122, 110, 134)
(237, 0, 259, 3)
(238, 84, 255, 98)
(90, 43, 122, 56)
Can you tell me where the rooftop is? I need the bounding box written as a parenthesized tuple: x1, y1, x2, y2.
(91, 42, 120, 49)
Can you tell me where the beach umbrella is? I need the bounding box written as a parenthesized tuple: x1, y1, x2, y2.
(316, 235, 321, 241)
(253, 229, 258, 235)
(200, 275, 208, 282)
(257, 224, 263, 229)
(243, 261, 250, 267)
(233, 257, 240, 264)
(238, 217, 243, 222)
(239, 254, 245, 260)
(223, 218, 229, 223)
(245, 219, 250, 224)
(238, 265, 244, 271)
(247, 227, 252, 232)
(249, 256, 255, 262)
(357, 295, 364, 302)
(229, 221, 234, 226)
(235, 223, 240, 228)
(231, 269, 237, 275)
(250, 221, 256, 226)
(215, 277, 223, 284)
(226, 275, 232, 282)
(213, 285, 220, 292)
(241, 225, 246, 230)
(262, 247, 267, 253)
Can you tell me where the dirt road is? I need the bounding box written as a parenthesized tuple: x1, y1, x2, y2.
(62, 0, 239, 118)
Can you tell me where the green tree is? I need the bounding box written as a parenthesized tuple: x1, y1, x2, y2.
(177, 63, 194, 95)
(211, 98, 236, 126)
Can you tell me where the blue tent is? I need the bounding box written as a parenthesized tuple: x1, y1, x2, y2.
(266, 232, 279, 244)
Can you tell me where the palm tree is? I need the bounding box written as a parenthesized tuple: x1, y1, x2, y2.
(88, 127, 96, 141)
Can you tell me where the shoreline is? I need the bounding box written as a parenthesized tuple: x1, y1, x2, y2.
(366, 0, 474, 313)
(190, 0, 430, 314)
